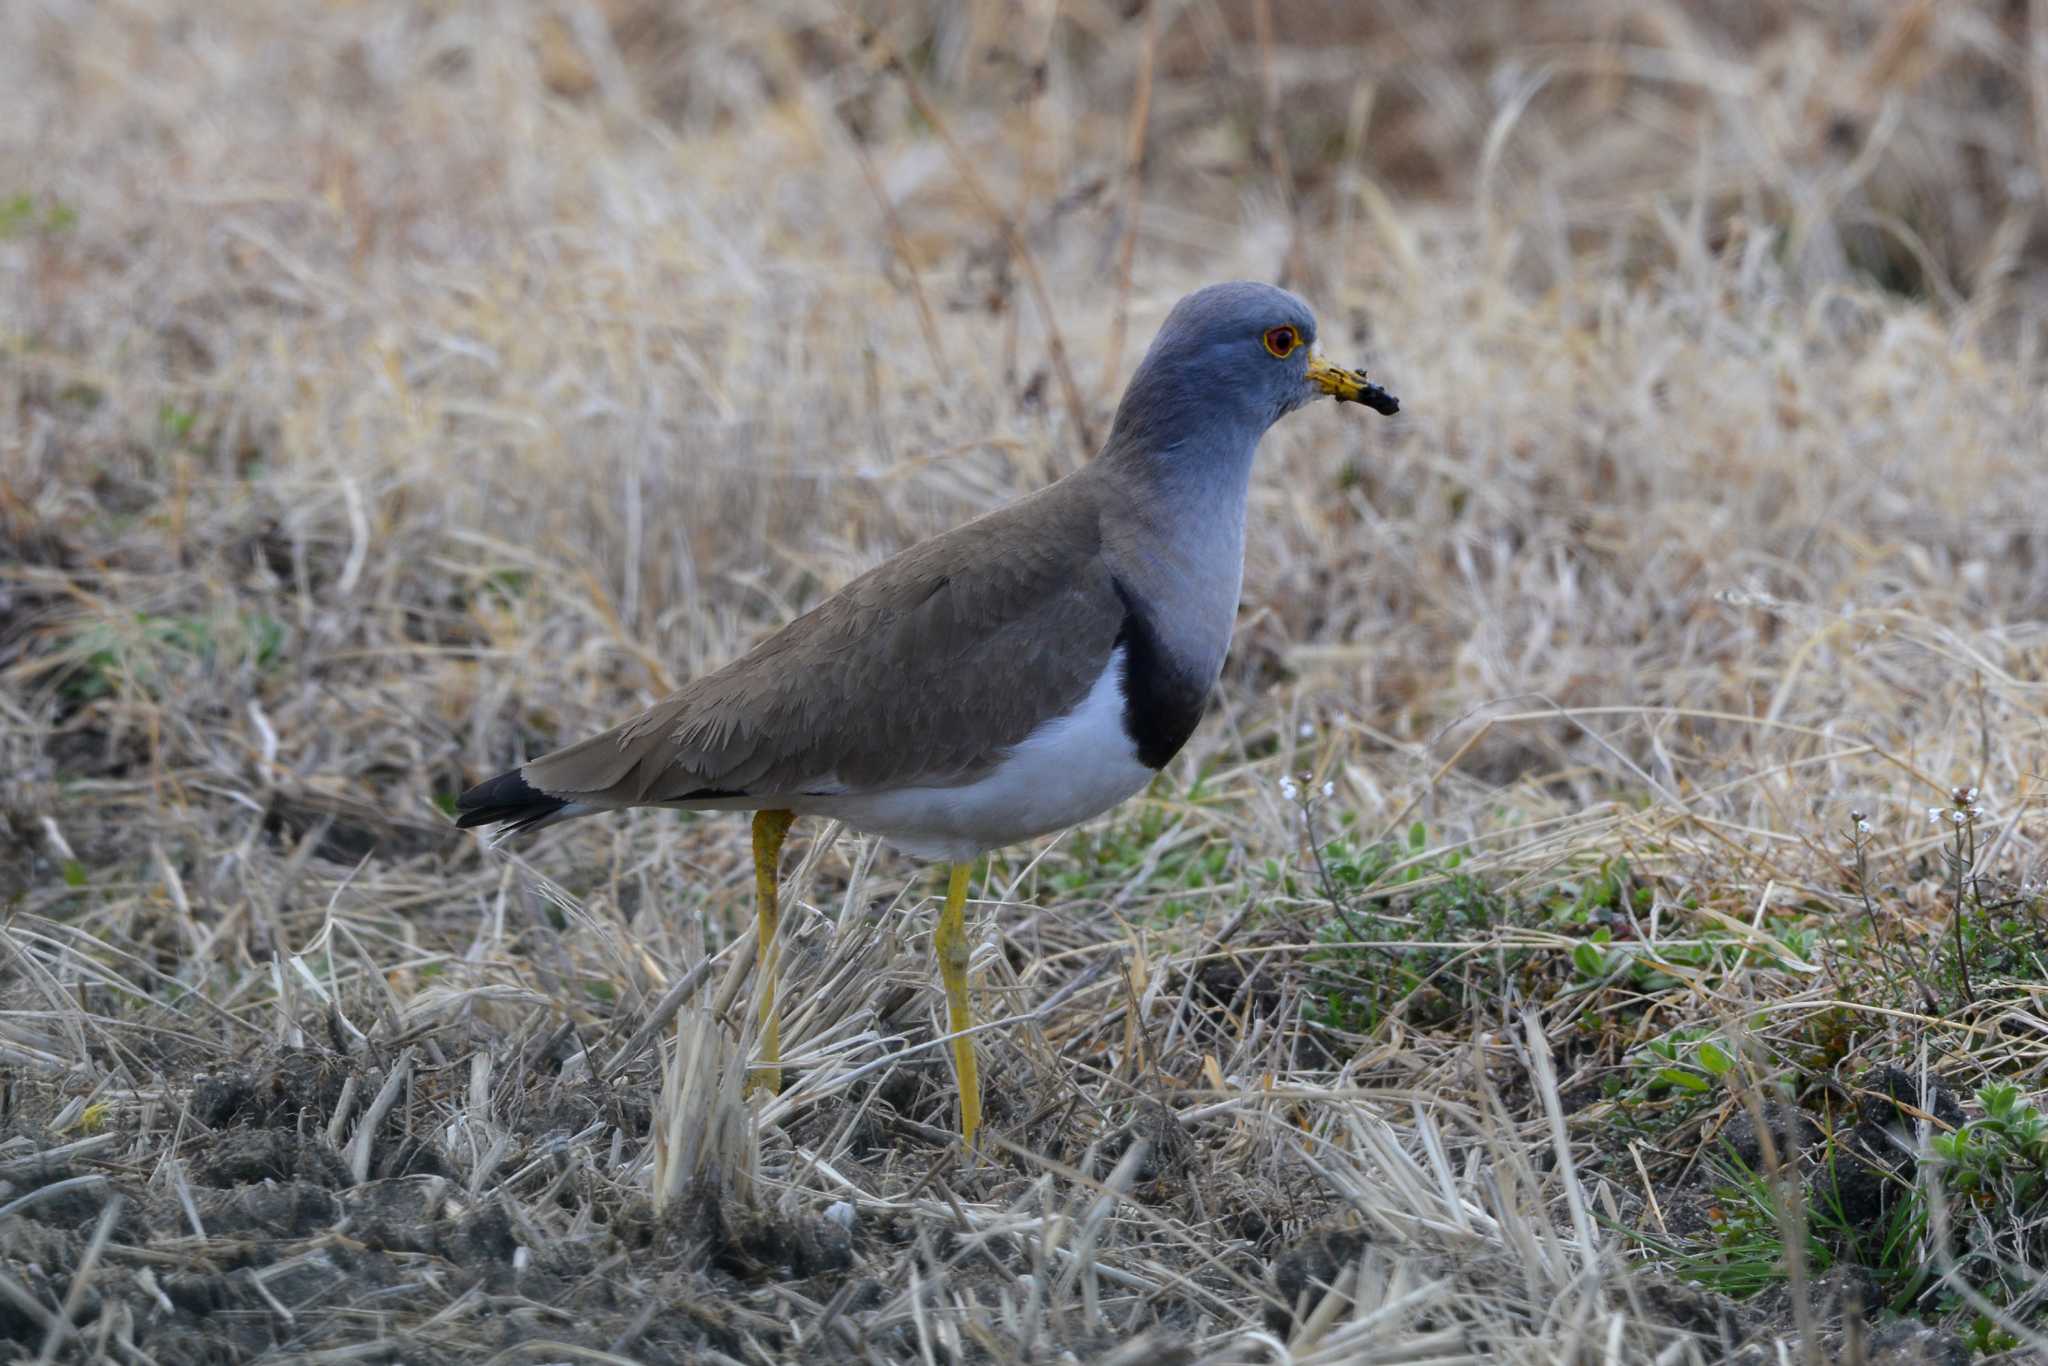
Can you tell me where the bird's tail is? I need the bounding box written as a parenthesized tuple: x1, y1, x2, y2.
(453, 767, 577, 839)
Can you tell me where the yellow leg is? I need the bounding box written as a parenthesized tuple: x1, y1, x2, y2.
(751, 808, 796, 1093)
(935, 860, 982, 1145)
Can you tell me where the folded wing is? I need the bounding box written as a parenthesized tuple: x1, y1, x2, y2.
(516, 484, 1125, 809)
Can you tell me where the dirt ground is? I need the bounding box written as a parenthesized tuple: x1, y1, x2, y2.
(0, 1034, 1978, 1363)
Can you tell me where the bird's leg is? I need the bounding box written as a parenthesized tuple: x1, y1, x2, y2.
(935, 860, 983, 1145)
(750, 808, 796, 1093)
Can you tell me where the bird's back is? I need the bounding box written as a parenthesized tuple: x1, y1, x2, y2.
(516, 471, 1128, 811)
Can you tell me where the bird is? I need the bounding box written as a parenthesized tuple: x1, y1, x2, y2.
(455, 281, 1399, 1145)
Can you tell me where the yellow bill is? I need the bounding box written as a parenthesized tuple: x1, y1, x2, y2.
(1307, 353, 1400, 415)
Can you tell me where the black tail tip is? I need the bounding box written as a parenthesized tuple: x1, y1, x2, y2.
(454, 768, 568, 835)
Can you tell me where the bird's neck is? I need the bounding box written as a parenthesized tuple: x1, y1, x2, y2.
(1091, 432, 1261, 690)
(1100, 355, 1268, 470)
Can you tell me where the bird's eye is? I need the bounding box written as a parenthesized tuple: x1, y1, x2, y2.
(1262, 326, 1300, 358)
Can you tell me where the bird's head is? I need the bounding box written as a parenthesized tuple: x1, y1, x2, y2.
(1104, 281, 1398, 464)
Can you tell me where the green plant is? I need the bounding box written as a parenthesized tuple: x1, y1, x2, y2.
(158, 401, 198, 442)
(1618, 1028, 1735, 1099)
(1288, 806, 1522, 1034)
(1665, 1083, 2048, 1325)
(1933, 1083, 2048, 1208)
(1927, 786, 1987, 1003)
(1048, 796, 1233, 904)
(0, 192, 76, 237)
(1671, 1157, 1835, 1299)
(1964, 1313, 2022, 1355)
(56, 610, 289, 704)
(1665, 1137, 1932, 1310)
(1842, 807, 1931, 1008)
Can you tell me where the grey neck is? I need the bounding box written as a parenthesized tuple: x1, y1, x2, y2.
(1091, 427, 1261, 691)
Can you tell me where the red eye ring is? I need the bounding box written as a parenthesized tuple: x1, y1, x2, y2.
(1262, 326, 1300, 358)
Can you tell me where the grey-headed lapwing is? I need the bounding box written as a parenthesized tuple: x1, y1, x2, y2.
(457, 281, 1399, 1144)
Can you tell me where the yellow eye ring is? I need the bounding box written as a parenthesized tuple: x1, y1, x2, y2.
(1262, 325, 1301, 358)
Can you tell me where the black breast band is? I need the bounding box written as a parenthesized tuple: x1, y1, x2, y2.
(1110, 578, 1211, 770)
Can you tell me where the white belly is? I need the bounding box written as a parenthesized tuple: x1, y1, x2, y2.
(804, 647, 1156, 862)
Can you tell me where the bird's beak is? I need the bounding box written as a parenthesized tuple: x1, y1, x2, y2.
(1306, 353, 1400, 415)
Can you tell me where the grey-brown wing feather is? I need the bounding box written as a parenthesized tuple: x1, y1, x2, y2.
(521, 483, 1124, 805)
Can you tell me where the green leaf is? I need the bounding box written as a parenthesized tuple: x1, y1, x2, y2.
(0, 194, 34, 236)
(1697, 1042, 1733, 1077)
(158, 402, 197, 441)
(1572, 942, 1608, 978)
(1408, 821, 1426, 852)
(1658, 1067, 1710, 1093)
(62, 860, 88, 888)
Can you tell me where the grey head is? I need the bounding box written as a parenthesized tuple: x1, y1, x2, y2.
(1099, 281, 1397, 469)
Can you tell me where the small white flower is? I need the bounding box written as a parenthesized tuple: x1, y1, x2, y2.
(1951, 810, 1966, 825)
(1966, 787, 1980, 802)
(1279, 777, 1299, 802)
(1929, 808, 1943, 823)
(1298, 722, 1315, 739)
(1970, 805, 1985, 819)
(1321, 781, 1335, 799)
(1856, 819, 1871, 835)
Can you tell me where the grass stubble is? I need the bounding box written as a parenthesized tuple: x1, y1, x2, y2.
(3, 1, 2048, 1361)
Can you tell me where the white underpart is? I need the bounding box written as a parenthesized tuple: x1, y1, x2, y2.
(804, 645, 1155, 862)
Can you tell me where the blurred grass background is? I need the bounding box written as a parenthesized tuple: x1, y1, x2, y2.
(5, 2, 2048, 1360)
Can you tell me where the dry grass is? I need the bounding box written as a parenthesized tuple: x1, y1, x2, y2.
(4, 1, 2048, 1361)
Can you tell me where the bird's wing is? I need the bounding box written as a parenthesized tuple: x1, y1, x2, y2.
(519, 481, 1127, 806)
